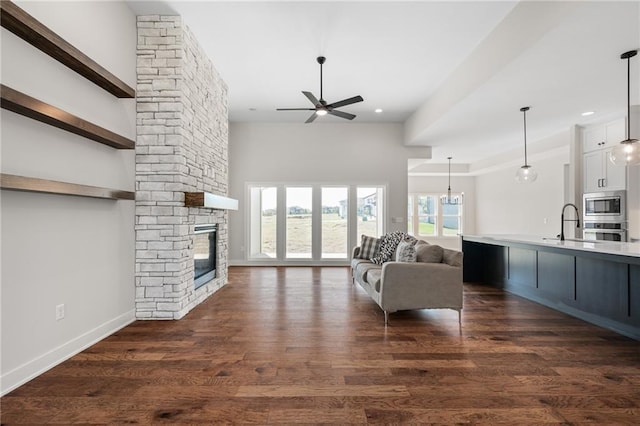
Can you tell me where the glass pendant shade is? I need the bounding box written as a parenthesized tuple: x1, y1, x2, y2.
(610, 50, 640, 167)
(516, 106, 537, 183)
(515, 164, 538, 183)
(609, 139, 640, 166)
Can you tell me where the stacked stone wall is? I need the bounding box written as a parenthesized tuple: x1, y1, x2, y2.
(135, 16, 229, 319)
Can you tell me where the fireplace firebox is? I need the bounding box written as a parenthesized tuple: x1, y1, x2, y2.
(194, 224, 217, 289)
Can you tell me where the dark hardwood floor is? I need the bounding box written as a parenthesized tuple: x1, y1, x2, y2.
(2, 266, 639, 424)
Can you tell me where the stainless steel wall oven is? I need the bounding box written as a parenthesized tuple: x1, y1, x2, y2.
(582, 191, 627, 242)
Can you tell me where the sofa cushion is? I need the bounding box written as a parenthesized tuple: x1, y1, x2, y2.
(366, 269, 382, 292)
(357, 235, 381, 259)
(355, 262, 381, 284)
(351, 258, 372, 270)
(443, 248, 463, 267)
(371, 231, 411, 264)
(395, 239, 417, 262)
(416, 243, 444, 263)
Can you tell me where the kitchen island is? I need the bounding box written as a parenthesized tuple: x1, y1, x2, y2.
(462, 235, 640, 339)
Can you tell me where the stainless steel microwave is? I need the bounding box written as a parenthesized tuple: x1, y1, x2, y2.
(583, 191, 626, 220)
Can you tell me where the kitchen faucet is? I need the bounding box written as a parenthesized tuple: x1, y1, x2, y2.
(560, 203, 580, 241)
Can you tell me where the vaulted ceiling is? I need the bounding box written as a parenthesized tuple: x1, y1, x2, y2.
(127, 1, 640, 165)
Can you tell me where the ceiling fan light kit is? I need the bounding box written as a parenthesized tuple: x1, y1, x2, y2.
(276, 56, 364, 123)
(516, 106, 538, 183)
(609, 49, 640, 167)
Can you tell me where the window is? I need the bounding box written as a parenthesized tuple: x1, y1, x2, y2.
(407, 196, 413, 234)
(249, 186, 277, 258)
(417, 195, 437, 237)
(322, 187, 348, 259)
(247, 184, 385, 262)
(442, 203, 461, 236)
(357, 186, 385, 240)
(408, 193, 463, 237)
(286, 187, 312, 259)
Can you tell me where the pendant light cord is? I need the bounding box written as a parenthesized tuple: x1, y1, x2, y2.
(626, 54, 631, 140)
(520, 106, 530, 167)
(447, 157, 452, 199)
(523, 109, 528, 166)
(448, 157, 451, 191)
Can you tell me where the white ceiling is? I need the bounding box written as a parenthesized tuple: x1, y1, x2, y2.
(126, 0, 640, 166)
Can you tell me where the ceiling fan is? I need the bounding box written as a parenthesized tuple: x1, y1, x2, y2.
(277, 56, 364, 123)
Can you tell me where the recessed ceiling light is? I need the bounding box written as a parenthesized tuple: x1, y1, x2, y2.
(581, 111, 595, 116)
(375, 108, 383, 113)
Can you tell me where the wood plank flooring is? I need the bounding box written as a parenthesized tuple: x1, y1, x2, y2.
(2, 266, 639, 424)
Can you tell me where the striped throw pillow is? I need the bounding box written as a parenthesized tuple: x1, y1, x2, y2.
(357, 235, 380, 259)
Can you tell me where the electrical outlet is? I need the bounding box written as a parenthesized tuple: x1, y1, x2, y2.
(55, 304, 65, 321)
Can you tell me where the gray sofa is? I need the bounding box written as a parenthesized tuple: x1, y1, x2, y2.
(351, 240, 463, 325)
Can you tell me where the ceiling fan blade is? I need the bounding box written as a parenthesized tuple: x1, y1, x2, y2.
(305, 112, 318, 123)
(302, 91, 320, 106)
(276, 108, 316, 111)
(326, 95, 363, 109)
(328, 109, 356, 120)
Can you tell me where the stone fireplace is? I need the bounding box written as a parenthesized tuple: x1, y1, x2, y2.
(134, 15, 230, 319)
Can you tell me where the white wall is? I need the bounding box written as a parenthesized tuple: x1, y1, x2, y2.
(228, 122, 430, 264)
(475, 146, 570, 238)
(1, 1, 136, 395)
(407, 175, 476, 250)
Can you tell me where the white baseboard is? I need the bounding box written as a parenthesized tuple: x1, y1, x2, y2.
(1, 309, 135, 396)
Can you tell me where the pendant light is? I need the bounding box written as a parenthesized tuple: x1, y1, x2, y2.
(515, 106, 538, 183)
(609, 49, 640, 167)
(440, 157, 463, 205)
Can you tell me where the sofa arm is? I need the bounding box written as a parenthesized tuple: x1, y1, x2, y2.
(378, 262, 463, 312)
(352, 246, 361, 259)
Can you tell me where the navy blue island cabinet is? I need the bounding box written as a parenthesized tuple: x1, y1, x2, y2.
(462, 235, 640, 340)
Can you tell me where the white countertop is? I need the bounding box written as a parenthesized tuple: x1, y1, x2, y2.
(463, 234, 640, 258)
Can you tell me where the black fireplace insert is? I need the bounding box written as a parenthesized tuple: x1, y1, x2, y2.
(194, 224, 217, 289)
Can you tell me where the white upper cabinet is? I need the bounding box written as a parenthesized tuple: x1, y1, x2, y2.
(583, 126, 606, 153)
(604, 118, 626, 148)
(582, 118, 626, 153)
(582, 118, 627, 192)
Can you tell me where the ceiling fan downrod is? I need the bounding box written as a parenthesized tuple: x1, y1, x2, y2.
(317, 56, 325, 103)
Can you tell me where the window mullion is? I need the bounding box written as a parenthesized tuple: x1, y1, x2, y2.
(276, 185, 286, 260)
(312, 185, 322, 261)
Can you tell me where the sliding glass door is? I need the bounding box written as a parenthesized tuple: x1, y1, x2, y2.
(247, 184, 385, 262)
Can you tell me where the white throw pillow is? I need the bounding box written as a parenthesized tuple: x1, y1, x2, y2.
(395, 239, 417, 262)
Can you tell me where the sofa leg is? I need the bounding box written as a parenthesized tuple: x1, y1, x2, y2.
(384, 311, 389, 326)
(457, 309, 462, 331)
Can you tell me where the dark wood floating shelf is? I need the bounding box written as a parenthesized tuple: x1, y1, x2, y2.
(185, 192, 239, 210)
(1, 85, 135, 150)
(1, 174, 135, 200)
(0, 1, 135, 98)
